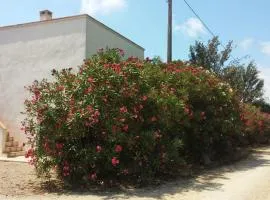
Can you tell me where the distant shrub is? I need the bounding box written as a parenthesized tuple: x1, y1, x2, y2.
(22, 49, 247, 186)
(240, 104, 270, 144)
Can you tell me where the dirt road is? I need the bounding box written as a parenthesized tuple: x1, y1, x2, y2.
(1, 147, 270, 200)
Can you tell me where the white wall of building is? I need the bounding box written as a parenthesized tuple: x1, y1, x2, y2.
(0, 17, 86, 144)
(0, 14, 144, 148)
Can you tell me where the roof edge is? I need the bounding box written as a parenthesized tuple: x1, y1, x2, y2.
(0, 14, 145, 51)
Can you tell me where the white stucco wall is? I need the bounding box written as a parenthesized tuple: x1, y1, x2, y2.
(0, 128, 3, 156)
(0, 14, 144, 148)
(85, 16, 144, 59)
(0, 122, 7, 156)
(0, 17, 86, 145)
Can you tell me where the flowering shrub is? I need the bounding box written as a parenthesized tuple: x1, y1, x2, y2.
(240, 104, 270, 143)
(22, 49, 248, 186)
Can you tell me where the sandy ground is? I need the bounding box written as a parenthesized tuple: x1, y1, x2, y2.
(0, 147, 270, 200)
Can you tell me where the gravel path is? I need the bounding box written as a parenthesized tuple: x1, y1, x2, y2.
(1, 147, 270, 200)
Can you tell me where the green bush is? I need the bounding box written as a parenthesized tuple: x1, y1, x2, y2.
(22, 49, 244, 186)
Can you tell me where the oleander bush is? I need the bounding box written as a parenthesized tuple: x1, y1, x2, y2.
(240, 104, 270, 144)
(22, 48, 261, 186)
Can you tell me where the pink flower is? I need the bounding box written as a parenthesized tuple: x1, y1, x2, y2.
(122, 169, 129, 175)
(87, 105, 94, 112)
(84, 87, 93, 95)
(63, 161, 70, 177)
(112, 64, 122, 74)
(184, 107, 190, 114)
(111, 157, 120, 166)
(120, 106, 128, 113)
(118, 48, 125, 57)
(102, 96, 108, 103)
(122, 124, 129, 132)
(142, 95, 148, 101)
(25, 148, 34, 158)
(87, 77, 95, 83)
(115, 145, 123, 153)
(56, 143, 64, 150)
(200, 112, 206, 120)
(104, 64, 110, 69)
(89, 173, 97, 180)
(96, 145, 102, 153)
(258, 120, 264, 127)
(57, 85, 65, 91)
(151, 116, 157, 122)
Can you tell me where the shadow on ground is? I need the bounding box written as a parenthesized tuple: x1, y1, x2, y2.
(32, 147, 270, 199)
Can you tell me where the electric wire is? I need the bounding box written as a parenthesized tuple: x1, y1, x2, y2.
(183, 0, 238, 62)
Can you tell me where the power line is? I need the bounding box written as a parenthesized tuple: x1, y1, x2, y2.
(183, 0, 216, 38)
(183, 0, 238, 61)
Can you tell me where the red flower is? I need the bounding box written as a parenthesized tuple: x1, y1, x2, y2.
(25, 148, 34, 158)
(32, 89, 41, 103)
(63, 161, 70, 177)
(112, 157, 120, 166)
(120, 106, 128, 113)
(112, 64, 122, 74)
(96, 145, 102, 153)
(115, 145, 123, 153)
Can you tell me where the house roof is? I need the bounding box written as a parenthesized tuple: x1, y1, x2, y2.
(0, 14, 144, 51)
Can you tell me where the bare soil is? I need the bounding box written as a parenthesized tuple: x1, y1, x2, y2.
(1, 147, 270, 200)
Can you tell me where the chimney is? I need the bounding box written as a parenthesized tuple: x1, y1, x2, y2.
(40, 10, 53, 21)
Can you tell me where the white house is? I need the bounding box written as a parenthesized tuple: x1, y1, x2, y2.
(0, 10, 144, 157)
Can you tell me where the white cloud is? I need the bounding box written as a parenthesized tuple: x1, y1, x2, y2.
(80, 0, 127, 16)
(258, 65, 270, 101)
(174, 17, 206, 38)
(260, 42, 270, 56)
(239, 38, 254, 51)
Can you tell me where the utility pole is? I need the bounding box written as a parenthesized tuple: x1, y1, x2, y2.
(167, 0, 172, 63)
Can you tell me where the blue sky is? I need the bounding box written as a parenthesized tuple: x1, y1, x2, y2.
(1, 0, 270, 99)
